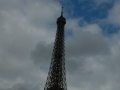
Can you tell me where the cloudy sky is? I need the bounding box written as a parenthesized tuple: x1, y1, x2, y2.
(0, 0, 120, 90)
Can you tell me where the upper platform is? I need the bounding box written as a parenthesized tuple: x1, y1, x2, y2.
(57, 15, 66, 25)
(57, 6, 66, 25)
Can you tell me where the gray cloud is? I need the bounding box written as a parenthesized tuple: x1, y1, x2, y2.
(31, 42, 52, 65)
(0, 0, 59, 89)
(66, 20, 110, 57)
(0, 0, 120, 90)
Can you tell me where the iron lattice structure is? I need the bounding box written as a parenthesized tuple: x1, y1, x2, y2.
(44, 11, 67, 90)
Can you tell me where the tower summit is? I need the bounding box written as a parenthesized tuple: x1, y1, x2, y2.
(44, 6, 67, 90)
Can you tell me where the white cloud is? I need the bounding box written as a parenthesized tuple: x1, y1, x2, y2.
(0, 0, 60, 90)
(65, 18, 120, 90)
(108, 5, 120, 24)
(66, 20, 110, 58)
(0, 0, 120, 90)
(107, 0, 120, 25)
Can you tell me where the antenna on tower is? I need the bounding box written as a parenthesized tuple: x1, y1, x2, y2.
(61, 5, 63, 16)
(60, 0, 64, 16)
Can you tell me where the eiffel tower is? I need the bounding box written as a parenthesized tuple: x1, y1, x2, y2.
(44, 6, 67, 90)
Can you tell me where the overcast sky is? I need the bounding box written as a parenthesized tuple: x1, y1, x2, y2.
(0, 0, 120, 90)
